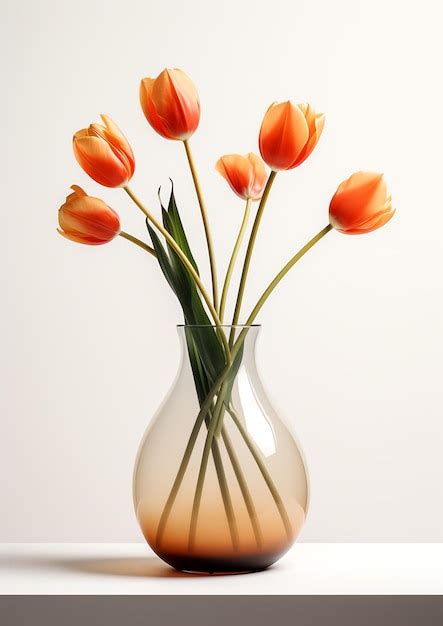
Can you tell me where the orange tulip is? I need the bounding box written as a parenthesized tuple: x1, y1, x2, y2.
(140, 68, 200, 140)
(329, 171, 395, 235)
(73, 115, 135, 188)
(58, 185, 121, 245)
(259, 101, 324, 171)
(215, 153, 267, 201)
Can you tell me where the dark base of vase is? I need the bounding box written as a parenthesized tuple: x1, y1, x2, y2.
(180, 568, 267, 576)
(157, 551, 281, 575)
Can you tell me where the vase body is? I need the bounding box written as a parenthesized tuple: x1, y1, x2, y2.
(133, 325, 309, 573)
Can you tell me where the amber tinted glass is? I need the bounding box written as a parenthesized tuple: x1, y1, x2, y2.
(133, 326, 308, 573)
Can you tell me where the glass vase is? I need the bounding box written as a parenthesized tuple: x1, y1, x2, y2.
(133, 325, 309, 573)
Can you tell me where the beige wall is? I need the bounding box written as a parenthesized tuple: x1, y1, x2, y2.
(1, 0, 442, 541)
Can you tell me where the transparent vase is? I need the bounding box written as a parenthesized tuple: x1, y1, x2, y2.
(133, 325, 309, 573)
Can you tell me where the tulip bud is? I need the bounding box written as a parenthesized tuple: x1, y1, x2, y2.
(140, 68, 200, 141)
(329, 171, 395, 235)
(58, 185, 121, 245)
(73, 115, 135, 188)
(259, 101, 324, 171)
(215, 153, 267, 201)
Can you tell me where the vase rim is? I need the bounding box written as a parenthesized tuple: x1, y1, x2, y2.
(177, 324, 261, 329)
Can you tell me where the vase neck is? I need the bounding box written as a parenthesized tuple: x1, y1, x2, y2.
(177, 324, 260, 356)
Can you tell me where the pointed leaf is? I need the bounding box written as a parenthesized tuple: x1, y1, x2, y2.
(146, 220, 177, 294)
(166, 183, 200, 274)
(147, 191, 227, 389)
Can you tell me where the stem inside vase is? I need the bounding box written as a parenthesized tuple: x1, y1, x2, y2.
(134, 324, 308, 573)
(156, 326, 293, 554)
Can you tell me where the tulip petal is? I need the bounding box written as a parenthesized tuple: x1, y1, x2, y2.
(58, 186, 120, 247)
(140, 77, 174, 139)
(216, 154, 250, 200)
(330, 171, 387, 225)
(140, 69, 200, 141)
(259, 101, 310, 171)
(216, 153, 267, 200)
(342, 209, 395, 234)
(246, 153, 267, 200)
(73, 114, 134, 187)
(293, 106, 325, 167)
(59, 204, 120, 240)
(57, 228, 111, 245)
(74, 129, 89, 139)
(99, 114, 135, 177)
(153, 69, 200, 140)
(73, 136, 130, 187)
(65, 185, 87, 202)
(329, 171, 395, 235)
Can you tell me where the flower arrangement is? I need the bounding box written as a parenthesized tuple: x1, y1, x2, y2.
(58, 68, 395, 570)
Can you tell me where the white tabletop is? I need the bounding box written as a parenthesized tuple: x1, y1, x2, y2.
(1, 543, 442, 595)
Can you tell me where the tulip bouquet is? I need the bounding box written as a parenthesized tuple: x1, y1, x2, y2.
(58, 68, 394, 564)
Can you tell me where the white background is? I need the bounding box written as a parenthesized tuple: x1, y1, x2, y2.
(1, 0, 442, 542)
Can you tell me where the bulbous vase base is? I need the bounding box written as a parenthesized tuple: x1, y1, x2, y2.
(133, 326, 309, 574)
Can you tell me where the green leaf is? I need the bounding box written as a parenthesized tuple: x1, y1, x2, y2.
(146, 220, 177, 294)
(162, 181, 199, 275)
(185, 329, 211, 404)
(162, 208, 192, 297)
(147, 186, 227, 394)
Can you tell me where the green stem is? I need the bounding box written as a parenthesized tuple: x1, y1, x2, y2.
(155, 383, 222, 546)
(123, 185, 231, 362)
(189, 389, 226, 550)
(157, 342, 260, 548)
(229, 171, 277, 346)
(221, 425, 262, 547)
(157, 224, 333, 549)
(219, 198, 252, 323)
(188, 333, 238, 548)
(244, 224, 333, 326)
(119, 231, 156, 257)
(155, 331, 250, 547)
(209, 433, 239, 550)
(226, 405, 293, 539)
(213, 381, 228, 438)
(183, 139, 219, 310)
